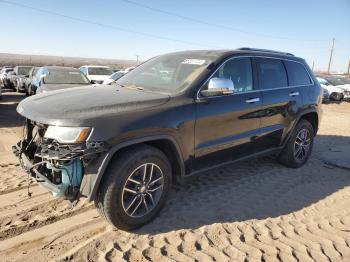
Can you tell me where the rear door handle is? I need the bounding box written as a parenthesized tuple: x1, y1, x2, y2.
(245, 98, 260, 104)
(289, 91, 300, 97)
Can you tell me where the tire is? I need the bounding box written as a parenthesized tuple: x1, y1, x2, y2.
(278, 119, 314, 168)
(95, 144, 172, 230)
(330, 92, 342, 101)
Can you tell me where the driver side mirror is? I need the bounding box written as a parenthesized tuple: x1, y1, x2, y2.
(200, 77, 235, 97)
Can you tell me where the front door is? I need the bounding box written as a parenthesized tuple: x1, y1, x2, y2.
(194, 57, 263, 171)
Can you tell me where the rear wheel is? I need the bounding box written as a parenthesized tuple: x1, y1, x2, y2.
(278, 119, 314, 168)
(95, 145, 171, 230)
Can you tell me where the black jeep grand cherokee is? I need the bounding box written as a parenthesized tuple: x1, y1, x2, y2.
(14, 48, 322, 230)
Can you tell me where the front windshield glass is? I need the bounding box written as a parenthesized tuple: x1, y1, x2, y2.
(316, 77, 328, 85)
(110, 72, 125, 80)
(116, 53, 215, 93)
(325, 77, 346, 86)
(44, 70, 90, 84)
(88, 67, 112, 75)
(18, 67, 32, 75)
(342, 78, 350, 84)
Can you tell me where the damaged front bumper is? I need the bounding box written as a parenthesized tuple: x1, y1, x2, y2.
(13, 120, 109, 200)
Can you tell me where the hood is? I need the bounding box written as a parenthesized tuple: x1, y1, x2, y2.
(336, 84, 350, 91)
(41, 83, 90, 92)
(321, 84, 344, 94)
(17, 85, 170, 126)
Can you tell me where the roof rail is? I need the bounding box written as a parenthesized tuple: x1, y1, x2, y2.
(237, 47, 294, 56)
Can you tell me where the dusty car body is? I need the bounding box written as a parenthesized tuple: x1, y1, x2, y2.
(23, 67, 38, 95)
(12, 66, 33, 92)
(14, 49, 322, 229)
(79, 65, 113, 84)
(316, 76, 344, 102)
(32, 66, 91, 94)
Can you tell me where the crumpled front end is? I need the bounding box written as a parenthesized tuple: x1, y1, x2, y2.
(13, 119, 108, 200)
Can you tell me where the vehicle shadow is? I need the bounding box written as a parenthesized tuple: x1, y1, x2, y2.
(0, 91, 25, 128)
(138, 134, 350, 235)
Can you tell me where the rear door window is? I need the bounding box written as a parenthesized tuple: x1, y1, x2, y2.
(284, 61, 312, 86)
(256, 58, 287, 89)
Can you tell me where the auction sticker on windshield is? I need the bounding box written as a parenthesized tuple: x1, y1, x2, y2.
(181, 59, 206, 65)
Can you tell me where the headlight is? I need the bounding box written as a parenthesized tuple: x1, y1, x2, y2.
(44, 126, 91, 144)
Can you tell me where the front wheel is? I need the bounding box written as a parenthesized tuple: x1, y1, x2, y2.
(95, 145, 172, 230)
(278, 119, 314, 168)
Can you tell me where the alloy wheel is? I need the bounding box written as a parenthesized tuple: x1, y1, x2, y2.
(122, 163, 164, 218)
(294, 128, 311, 161)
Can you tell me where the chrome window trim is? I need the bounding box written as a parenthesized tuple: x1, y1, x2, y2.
(196, 55, 314, 100)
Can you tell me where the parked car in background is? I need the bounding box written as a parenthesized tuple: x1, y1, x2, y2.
(316, 76, 344, 102)
(12, 66, 33, 92)
(0, 67, 14, 88)
(319, 75, 350, 101)
(102, 71, 125, 85)
(24, 67, 39, 96)
(79, 65, 113, 84)
(32, 66, 91, 94)
(3, 70, 17, 89)
(14, 48, 322, 230)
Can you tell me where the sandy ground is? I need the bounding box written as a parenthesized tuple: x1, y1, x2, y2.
(0, 91, 350, 261)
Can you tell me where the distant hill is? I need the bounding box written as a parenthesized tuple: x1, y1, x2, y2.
(0, 53, 138, 70)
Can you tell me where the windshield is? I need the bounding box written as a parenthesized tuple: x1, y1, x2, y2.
(325, 77, 347, 86)
(110, 72, 125, 80)
(18, 66, 32, 75)
(44, 70, 90, 84)
(342, 78, 350, 84)
(316, 77, 329, 85)
(88, 67, 112, 75)
(116, 53, 215, 93)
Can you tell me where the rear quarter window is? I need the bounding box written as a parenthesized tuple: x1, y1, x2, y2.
(284, 60, 312, 86)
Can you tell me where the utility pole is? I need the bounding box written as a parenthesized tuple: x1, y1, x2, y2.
(135, 54, 140, 65)
(347, 58, 350, 77)
(327, 38, 335, 75)
(312, 60, 315, 71)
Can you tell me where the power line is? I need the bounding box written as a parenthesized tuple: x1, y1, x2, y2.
(0, 0, 221, 49)
(121, 0, 329, 42)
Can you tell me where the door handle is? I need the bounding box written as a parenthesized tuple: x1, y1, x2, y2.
(245, 98, 260, 103)
(289, 91, 300, 97)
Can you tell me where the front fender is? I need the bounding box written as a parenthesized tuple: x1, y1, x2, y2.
(83, 135, 184, 201)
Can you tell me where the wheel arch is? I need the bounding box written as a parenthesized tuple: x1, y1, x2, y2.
(87, 135, 185, 201)
(299, 111, 319, 134)
(281, 109, 319, 148)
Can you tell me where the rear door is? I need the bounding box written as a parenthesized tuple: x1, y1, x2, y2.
(255, 57, 304, 148)
(194, 57, 264, 171)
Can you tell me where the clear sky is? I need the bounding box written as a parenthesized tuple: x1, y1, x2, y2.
(0, 0, 349, 72)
